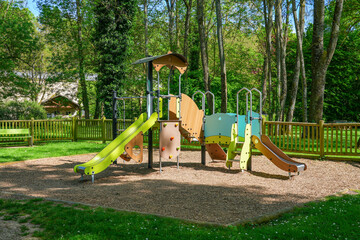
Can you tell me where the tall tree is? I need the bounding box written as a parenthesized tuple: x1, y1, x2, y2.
(165, 0, 176, 51)
(196, 0, 212, 111)
(274, 0, 289, 121)
(0, 1, 48, 102)
(262, 0, 274, 120)
(75, 0, 90, 119)
(93, 0, 137, 118)
(182, 0, 192, 84)
(144, 0, 149, 56)
(309, 0, 344, 122)
(182, 0, 192, 59)
(215, 0, 227, 113)
(38, 0, 93, 118)
(287, 0, 306, 122)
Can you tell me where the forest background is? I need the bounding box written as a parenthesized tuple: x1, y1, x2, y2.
(0, 0, 359, 123)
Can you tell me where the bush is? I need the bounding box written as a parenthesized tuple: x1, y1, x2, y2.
(0, 101, 47, 120)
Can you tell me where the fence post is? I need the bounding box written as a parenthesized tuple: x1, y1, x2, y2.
(73, 117, 77, 142)
(102, 116, 106, 143)
(262, 118, 266, 135)
(319, 120, 325, 158)
(30, 118, 34, 146)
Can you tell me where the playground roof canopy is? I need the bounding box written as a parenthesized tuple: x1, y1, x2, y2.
(132, 52, 188, 74)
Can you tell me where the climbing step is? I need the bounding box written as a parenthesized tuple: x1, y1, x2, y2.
(227, 159, 240, 162)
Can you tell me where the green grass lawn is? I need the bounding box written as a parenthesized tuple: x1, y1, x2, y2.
(0, 141, 107, 163)
(0, 193, 359, 239)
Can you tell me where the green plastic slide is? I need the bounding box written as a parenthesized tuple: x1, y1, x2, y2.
(74, 112, 158, 176)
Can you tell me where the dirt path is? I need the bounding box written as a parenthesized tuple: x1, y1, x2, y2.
(1, 150, 359, 224)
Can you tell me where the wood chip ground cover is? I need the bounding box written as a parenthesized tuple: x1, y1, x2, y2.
(0, 150, 359, 224)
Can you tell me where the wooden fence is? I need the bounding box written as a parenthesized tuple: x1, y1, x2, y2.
(263, 120, 360, 157)
(1, 118, 359, 159)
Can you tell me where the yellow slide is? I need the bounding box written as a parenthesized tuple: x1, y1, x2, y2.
(74, 112, 158, 180)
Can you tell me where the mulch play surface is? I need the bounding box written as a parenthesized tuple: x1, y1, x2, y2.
(1, 150, 359, 225)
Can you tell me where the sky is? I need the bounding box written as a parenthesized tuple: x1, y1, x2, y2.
(27, 0, 39, 17)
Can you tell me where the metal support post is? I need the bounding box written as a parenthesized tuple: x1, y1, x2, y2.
(201, 145, 206, 165)
(112, 91, 117, 140)
(147, 60, 154, 169)
(112, 91, 118, 165)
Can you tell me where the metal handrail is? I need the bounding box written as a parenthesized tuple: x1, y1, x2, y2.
(178, 74, 182, 119)
(192, 90, 206, 111)
(250, 88, 262, 135)
(237, 88, 252, 132)
(204, 91, 215, 115)
(246, 88, 262, 117)
(115, 96, 147, 100)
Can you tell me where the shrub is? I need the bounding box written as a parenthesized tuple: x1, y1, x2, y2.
(0, 101, 47, 120)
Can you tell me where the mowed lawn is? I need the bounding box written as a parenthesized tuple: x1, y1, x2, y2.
(0, 141, 107, 163)
(0, 193, 359, 239)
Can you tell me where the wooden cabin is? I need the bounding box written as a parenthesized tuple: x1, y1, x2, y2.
(41, 95, 80, 118)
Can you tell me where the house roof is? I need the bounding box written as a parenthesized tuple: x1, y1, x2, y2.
(41, 95, 80, 109)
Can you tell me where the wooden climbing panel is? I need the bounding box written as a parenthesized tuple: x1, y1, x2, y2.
(159, 121, 181, 160)
(120, 131, 144, 163)
(169, 93, 204, 143)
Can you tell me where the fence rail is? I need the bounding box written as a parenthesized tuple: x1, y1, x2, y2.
(1, 118, 359, 159)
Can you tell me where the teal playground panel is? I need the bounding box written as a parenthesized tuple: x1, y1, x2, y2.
(204, 111, 261, 139)
(204, 113, 236, 138)
(250, 111, 261, 138)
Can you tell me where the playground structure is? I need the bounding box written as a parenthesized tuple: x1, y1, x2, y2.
(74, 52, 307, 182)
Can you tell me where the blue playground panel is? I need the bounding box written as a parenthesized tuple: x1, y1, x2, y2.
(204, 111, 261, 138)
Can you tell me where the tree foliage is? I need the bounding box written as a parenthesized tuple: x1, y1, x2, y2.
(0, 0, 359, 122)
(0, 0, 48, 101)
(0, 101, 47, 120)
(93, 0, 138, 118)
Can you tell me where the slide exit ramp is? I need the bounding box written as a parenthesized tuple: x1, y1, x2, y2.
(252, 135, 307, 176)
(74, 112, 158, 182)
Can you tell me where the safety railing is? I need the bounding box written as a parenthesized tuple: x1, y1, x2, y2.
(1, 118, 360, 159)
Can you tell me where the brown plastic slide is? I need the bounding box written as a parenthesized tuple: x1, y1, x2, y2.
(252, 135, 307, 173)
(169, 93, 226, 161)
(205, 143, 227, 161)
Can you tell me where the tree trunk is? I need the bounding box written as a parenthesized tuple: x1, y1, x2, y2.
(165, 0, 176, 52)
(94, 87, 101, 119)
(182, 0, 192, 89)
(275, 0, 288, 121)
(281, 0, 289, 120)
(309, 0, 344, 122)
(299, 0, 307, 122)
(196, 0, 212, 111)
(144, 0, 148, 56)
(76, 0, 90, 119)
(275, 0, 282, 121)
(287, 0, 306, 123)
(264, 0, 273, 120)
(176, 0, 180, 51)
(261, 57, 267, 109)
(215, 0, 227, 113)
(183, 0, 192, 59)
(286, 48, 300, 122)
